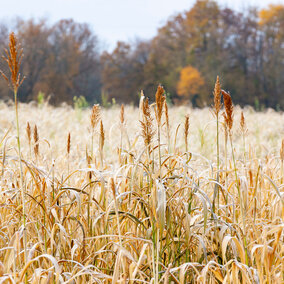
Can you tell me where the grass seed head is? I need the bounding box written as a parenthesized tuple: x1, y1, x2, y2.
(240, 111, 248, 135)
(154, 85, 165, 127)
(164, 100, 169, 130)
(109, 177, 116, 197)
(99, 120, 105, 150)
(67, 132, 71, 155)
(0, 32, 25, 92)
(280, 139, 284, 161)
(90, 104, 101, 131)
(222, 89, 234, 131)
(184, 114, 190, 151)
(33, 124, 39, 157)
(120, 104, 125, 125)
(213, 76, 222, 116)
(26, 122, 31, 144)
(140, 97, 155, 147)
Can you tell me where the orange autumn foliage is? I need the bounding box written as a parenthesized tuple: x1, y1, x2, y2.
(259, 4, 284, 26)
(177, 65, 205, 100)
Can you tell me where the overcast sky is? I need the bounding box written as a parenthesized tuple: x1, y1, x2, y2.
(0, 0, 282, 50)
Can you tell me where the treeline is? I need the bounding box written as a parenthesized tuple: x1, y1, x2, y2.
(0, 19, 101, 105)
(0, 0, 283, 108)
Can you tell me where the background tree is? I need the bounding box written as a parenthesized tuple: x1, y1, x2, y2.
(177, 66, 205, 106)
(258, 4, 284, 108)
(45, 19, 101, 105)
(0, 0, 283, 109)
(101, 40, 150, 103)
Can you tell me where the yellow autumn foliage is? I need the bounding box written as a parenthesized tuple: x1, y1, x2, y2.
(177, 65, 205, 99)
(259, 4, 284, 26)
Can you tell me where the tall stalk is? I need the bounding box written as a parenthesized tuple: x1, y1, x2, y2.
(164, 101, 170, 153)
(223, 89, 249, 265)
(212, 76, 221, 213)
(154, 85, 165, 174)
(119, 104, 125, 164)
(14, 90, 27, 264)
(90, 104, 100, 160)
(240, 111, 247, 163)
(0, 32, 27, 266)
(280, 139, 284, 184)
(223, 115, 229, 215)
(99, 120, 105, 168)
(229, 134, 249, 265)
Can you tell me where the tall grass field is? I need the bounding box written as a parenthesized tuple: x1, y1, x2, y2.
(0, 33, 283, 284)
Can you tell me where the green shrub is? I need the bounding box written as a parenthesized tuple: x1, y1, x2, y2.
(73, 96, 89, 110)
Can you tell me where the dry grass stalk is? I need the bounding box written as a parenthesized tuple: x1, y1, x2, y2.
(240, 111, 248, 161)
(26, 122, 31, 144)
(120, 104, 125, 125)
(90, 104, 101, 130)
(164, 100, 169, 132)
(33, 124, 39, 157)
(67, 132, 71, 155)
(119, 104, 125, 163)
(154, 85, 165, 127)
(222, 113, 228, 144)
(0, 32, 25, 92)
(67, 132, 71, 175)
(184, 114, 189, 152)
(26, 122, 32, 158)
(222, 89, 248, 263)
(280, 139, 284, 162)
(99, 120, 105, 166)
(0, 32, 27, 269)
(164, 100, 170, 152)
(99, 120, 105, 149)
(90, 104, 101, 159)
(213, 76, 222, 116)
(154, 85, 165, 171)
(212, 76, 222, 213)
(240, 111, 247, 135)
(140, 98, 155, 150)
(222, 90, 233, 132)
(139, 90, 145, 120)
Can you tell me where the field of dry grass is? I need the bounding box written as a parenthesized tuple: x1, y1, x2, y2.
(0, 98, 283, 283)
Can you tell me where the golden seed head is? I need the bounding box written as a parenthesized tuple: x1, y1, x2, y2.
(280, 139, 284, 161)
(154, 85, 165, 126)
(164, 100, 169, 130)
(26, 122, 31, 144)
(90, 104, 101, 130)
(213, 76, 222, 116)
(222, 89, 233, 131)
(140, 97, 155, 147)
(33, 124, 39, 157)
(0, 32, 25, 92)
(120, 104, 125, 125)
(67, 132, 71, 155)
(184, 114, 189, 140)
(240, 111, 247, 135)
(109, 177, 116, 197)
(99, 120, 105, 150)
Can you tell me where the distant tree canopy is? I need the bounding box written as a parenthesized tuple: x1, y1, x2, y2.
(0, 18, 101, 105)
(0, 0, 283, 109)
(177, 66, 205, 106)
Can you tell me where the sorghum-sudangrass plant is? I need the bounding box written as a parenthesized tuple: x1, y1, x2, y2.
(0, 37, 283, 283)
(0, 100, 283, 283)
(0, 32, 27, 267)
(212, 76, 222, 213)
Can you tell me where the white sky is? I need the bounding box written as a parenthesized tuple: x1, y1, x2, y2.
(0, 0, 282, 50)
